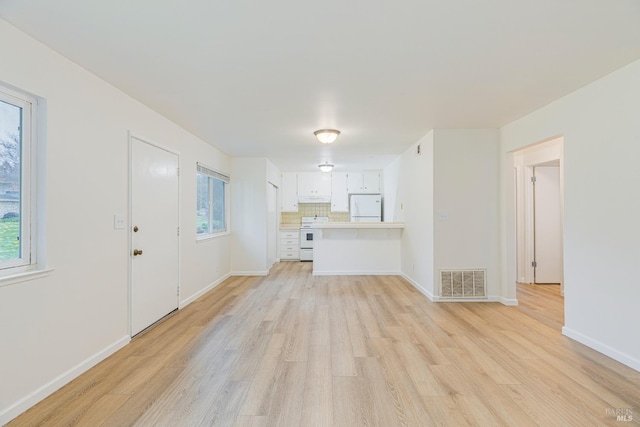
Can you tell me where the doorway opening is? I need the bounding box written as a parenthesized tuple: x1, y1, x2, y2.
(513, 136, 565, 325)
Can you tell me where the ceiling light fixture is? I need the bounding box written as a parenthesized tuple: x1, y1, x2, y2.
(314, 129, 340, 144)
(318, 162, 334, 173)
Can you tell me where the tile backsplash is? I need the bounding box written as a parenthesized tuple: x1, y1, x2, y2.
(281, 203, 350, 226)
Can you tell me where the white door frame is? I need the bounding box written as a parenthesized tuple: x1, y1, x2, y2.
(523, 165, 536, 284)
(128, 132, 181, 336)
(513, 137, 564, 292)
(267, 181, 279, 269)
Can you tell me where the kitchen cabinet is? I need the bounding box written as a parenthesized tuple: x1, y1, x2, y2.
(347, 171, 381, 194)
(330, 172, 349, 212)
(280, 230, 300, 260)
(281, 173, 298, 212)
(298, 172, 331, 198)
(363, 171, 382, 193)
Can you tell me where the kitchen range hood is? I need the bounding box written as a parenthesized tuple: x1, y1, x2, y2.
(298, 195, 331, 204)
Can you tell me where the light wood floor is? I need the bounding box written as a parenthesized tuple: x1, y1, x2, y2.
(9, 262, 640, 426)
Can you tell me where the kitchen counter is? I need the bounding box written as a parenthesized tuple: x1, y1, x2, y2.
(311, 222, 404, 276)
(279, 224, 301, 230)
(311, 221, 404, 229)
(282, 221, 405, 230)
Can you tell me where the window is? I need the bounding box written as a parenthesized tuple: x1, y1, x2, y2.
(196, 163, 229, 236)
(0, 85, 37, 271)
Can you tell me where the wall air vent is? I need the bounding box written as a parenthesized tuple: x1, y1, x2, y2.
(440, 269, 487, 299)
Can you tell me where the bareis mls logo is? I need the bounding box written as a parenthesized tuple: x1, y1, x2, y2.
(606, 408, 633, 422)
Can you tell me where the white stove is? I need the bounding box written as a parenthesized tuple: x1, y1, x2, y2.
(300, 216, 329, 261)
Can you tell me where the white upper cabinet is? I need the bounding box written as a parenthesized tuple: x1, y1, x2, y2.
(298, 172, 331, 198)
(281, 172, 298, 212)
(363, 171, 381, 193)
(347, 172, 363, 193)
(330, 172, 349, 212)
(282, 170, 382, 207)
(347, 171, 381, 194)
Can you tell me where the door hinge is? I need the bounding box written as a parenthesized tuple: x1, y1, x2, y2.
(177, 226, 180, 236)
(532, 261, 537, 267)
(531, 176, 536, 183)
(176, 167, 180, 177)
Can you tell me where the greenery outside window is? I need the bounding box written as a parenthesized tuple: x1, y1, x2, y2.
(196, 163, 229, 237)
(0, 85, 37, 271)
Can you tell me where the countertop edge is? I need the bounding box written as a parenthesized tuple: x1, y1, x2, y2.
(311, 222, 405, 229)
(279, 225, 301, 230)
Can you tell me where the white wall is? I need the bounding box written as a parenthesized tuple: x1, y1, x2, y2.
(382, 157, 401, 221)
(385, 132, 435, 298)
(433, 129, 502, 301)
(231, 157, 281, 275)
(388, 130, 502, 302)
(500, 59, 640, 371)
(266, 159, 281, 268)
(0, 20, 232, 423)
(266, 159, 281, 187)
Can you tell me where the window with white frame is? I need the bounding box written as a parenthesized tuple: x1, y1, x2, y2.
(196, 163, 229, 236)
(0, 85, 37, 271)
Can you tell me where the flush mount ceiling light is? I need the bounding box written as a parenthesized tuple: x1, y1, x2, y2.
(318, 162, 335, 173)
(313, 129, 340, 144)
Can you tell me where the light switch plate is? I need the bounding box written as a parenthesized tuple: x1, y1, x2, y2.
(114, 214, 125, 229)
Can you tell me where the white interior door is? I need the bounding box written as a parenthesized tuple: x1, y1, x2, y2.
(130, 137, 179, 335)
(534, 166, 563, 284)
(267, 182, 277, 268)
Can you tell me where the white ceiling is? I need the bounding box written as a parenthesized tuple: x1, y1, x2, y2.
(2, 1, 640, 172)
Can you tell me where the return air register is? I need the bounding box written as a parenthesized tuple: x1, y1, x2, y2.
(440, 269, 487, 299)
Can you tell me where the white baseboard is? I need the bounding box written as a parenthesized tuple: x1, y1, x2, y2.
(401, 273, 435, 301)
(231, 270, 269, 276)
(562, 327, 640, 373)
(180, 273, 232, 308)
(500, 297, 519, 306)
(313, 270, 401, 276)
(0, 335, 130, 425)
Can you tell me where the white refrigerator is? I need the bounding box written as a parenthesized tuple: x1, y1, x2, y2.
(350, 194, 382, 222)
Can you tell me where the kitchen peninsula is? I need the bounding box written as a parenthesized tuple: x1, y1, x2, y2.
(310, 222, 405, 275)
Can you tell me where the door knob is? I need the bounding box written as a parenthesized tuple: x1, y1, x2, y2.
(133, 249, 143, 256)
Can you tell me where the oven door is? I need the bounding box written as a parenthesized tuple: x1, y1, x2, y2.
(300, 229, 314, 249)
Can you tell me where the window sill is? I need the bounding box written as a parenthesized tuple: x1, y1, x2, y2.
(0, 268, 55, 288)
(196, 231, 230, 242)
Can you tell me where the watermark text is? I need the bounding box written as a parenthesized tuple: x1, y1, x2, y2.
(606, 407, 633, 422)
